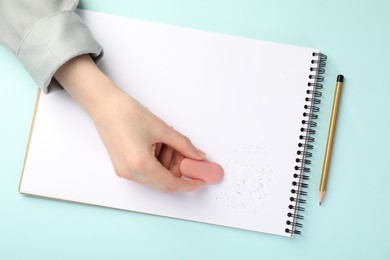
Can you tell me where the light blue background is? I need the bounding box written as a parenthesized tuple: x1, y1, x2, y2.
(1, 0, 389, 259)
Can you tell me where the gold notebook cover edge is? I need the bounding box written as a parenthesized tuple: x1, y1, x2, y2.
(19, 88, 41, 193)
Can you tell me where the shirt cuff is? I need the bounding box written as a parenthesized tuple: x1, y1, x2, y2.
(16, 10, 103, 93)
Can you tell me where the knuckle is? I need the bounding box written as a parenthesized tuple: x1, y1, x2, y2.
(162, 183, 180, 193)
(115, 155, 147, 181)
(128, 155, 148, 173)
(180, 134, 192, 147)
(115, 166, 131, 179)
(154, 121, 171, 136)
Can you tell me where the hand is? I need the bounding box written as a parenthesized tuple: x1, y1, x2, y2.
(54, 55, 206, 192)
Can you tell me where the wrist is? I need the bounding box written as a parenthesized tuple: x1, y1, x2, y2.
(54, 55, 123, 118)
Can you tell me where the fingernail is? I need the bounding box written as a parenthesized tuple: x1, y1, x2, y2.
(197, 149, 206, 158)
(199, 183, 208, 190)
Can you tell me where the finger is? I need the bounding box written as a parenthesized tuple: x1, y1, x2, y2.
(158, 144, 174, 168)
(149, 160, 206, 193)
(173, 178, 206, 193)
(154, 143, 163, 157)
(160, 127, 206, 160)
(169, 152, 184, 177)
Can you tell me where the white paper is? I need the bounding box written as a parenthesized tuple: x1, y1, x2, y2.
(20, 10, 319, 237)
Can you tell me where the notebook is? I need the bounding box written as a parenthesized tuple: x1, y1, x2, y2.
(20, 10, 326, 237)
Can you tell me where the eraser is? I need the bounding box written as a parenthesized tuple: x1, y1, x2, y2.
(180, 158, 224, 184)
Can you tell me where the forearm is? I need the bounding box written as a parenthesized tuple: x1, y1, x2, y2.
(54, 54, 123, 120)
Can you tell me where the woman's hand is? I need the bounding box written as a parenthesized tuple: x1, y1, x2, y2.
(54, 55, 206, 192)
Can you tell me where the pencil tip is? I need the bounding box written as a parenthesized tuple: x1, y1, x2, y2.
(319, 191, 325, 206)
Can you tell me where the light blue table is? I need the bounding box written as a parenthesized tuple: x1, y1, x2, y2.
(1, 0, 389, 259)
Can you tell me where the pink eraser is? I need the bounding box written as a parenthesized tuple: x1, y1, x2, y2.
(180, 158, 224, 184)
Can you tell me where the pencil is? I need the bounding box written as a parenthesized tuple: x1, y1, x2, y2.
(319, 74, 344, 205)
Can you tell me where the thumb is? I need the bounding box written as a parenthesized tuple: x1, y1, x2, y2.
(161, 127, 206, 160)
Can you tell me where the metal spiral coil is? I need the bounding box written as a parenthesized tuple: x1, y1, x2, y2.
(299, 135, 315, 143)
(304, 112, 318, 119)
(291, 189, 308, 196)
(285, 52, 327, 236)
(289, 204, 305, 211)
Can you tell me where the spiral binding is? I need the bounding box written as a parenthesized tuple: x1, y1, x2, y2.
(285, 52, 327, 236)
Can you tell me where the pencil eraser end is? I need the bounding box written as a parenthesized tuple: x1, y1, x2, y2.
(337, 74, 344, 82)
(180, 158, 224, 184)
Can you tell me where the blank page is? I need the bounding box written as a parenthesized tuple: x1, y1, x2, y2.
(20, 10, 319, 237)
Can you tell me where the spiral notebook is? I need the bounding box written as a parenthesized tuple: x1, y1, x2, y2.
(19, 10, 327, 237)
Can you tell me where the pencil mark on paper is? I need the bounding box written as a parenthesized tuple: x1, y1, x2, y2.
(215, 144, 272, 215)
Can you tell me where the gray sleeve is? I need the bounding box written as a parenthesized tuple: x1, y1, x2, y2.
(0, 0, 103, 93)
